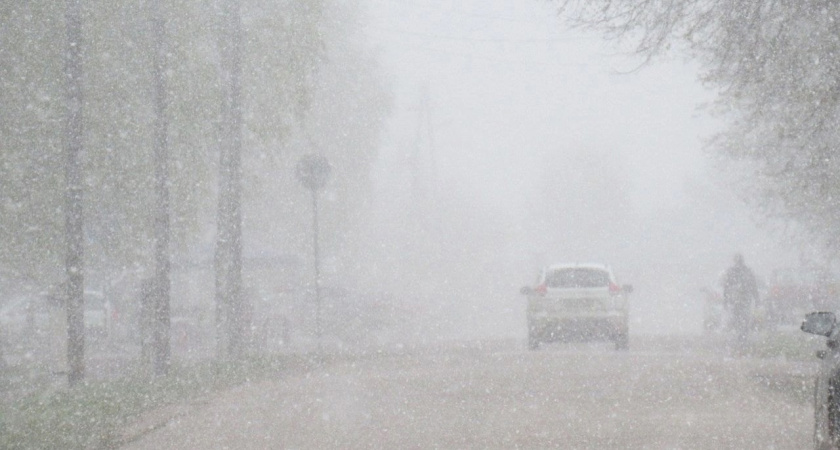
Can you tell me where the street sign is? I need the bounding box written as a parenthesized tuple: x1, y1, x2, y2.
(296, 154, 331, 191)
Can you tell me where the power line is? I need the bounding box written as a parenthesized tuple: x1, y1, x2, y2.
(362, 29, 601, 69)
(368, 0, 563, 26)
(363, 23, 591, 45)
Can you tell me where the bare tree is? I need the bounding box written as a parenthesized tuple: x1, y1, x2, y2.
(215, 0, 245, 359)
(63, 0, 85, 386)
(561, 0, 840, 252)
(150, 0, 171, 377)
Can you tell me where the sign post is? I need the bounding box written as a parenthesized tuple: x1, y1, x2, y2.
(295, 154, 331, 350)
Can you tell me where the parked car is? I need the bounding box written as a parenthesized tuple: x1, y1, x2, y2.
(521, 263, 632, 350)
(801, 311, 840, 449)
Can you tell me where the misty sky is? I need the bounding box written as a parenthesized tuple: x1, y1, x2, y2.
(365, 0, 718, 214)
(359, 0, 804, 335)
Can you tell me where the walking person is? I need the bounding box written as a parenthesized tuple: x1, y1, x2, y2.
(722, 253, 760, 351)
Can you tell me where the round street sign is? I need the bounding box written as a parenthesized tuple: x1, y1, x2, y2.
(296, 154, 331, 191)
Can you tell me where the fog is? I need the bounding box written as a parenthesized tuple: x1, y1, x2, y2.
(0, 0, 813, 354)
(4, 1, 835, 448)
(357, 0, 800, 339)
(0, 0, 821, 364)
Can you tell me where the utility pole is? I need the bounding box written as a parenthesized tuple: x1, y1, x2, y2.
(408, 83, 438, 206)
(311, 186, 321, 344)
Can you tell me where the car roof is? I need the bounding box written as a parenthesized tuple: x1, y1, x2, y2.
(545, 263, 612, 271)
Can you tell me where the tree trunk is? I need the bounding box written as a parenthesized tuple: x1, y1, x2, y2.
(215, 0, 245, 360)
(151, 0, 171, 377)
(64, 0, 85, 387)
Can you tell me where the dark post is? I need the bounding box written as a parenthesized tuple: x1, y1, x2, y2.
(139, 277, 156, 372)
(311, 189, 321, 341)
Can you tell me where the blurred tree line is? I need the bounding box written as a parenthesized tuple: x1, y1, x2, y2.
(0, 0, 389, 382)
(560, 0, 840, 256)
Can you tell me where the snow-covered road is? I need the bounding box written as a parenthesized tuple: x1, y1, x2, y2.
(124, 338, 814, 449)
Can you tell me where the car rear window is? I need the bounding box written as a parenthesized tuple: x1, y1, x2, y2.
(546, 268, 610, 288)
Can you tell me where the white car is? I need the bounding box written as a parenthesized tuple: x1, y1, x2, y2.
(521, 263, 632, 350)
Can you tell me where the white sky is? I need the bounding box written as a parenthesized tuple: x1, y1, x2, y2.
(359, 0, 802, 335)
(363, 0, 719, 214)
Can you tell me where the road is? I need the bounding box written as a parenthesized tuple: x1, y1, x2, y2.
(124, 337, 816, 449)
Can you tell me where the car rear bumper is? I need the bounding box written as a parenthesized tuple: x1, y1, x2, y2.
(529, 314, 627, 340)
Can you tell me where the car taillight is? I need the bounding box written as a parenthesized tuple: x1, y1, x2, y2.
(536, 283, 547, 296)
(609, 282, 621, 295)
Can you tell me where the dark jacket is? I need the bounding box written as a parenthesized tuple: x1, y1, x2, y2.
(723, 262, 759, 311)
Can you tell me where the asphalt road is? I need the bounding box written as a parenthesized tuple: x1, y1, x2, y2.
(124, 338, 816, 449)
